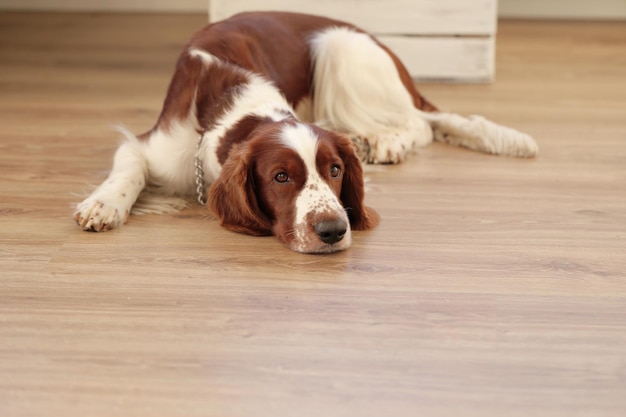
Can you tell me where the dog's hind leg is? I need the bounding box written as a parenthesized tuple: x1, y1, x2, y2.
(310, 26, 538, 161)
(419, 111, 539, 158)
(347, 116, 433, 164)
(309, 27, 433, 164)
(74, 137, 147, 232)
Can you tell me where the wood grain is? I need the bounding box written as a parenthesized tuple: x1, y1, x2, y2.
(0, 13, 625, 417)
(210, 0, 497, 35)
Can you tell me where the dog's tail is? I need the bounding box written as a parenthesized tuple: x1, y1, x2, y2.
(417, 110, 539, 158)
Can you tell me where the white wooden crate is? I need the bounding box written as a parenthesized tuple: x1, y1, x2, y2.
(208, 0, 497, 83)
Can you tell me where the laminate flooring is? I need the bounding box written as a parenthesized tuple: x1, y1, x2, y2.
(1, 13, 625, 417)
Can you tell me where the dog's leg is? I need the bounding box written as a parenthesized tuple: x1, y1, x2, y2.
(74, 140, 147, 232)
(348, 113, 433, 164)
(310, 27, 432, 164)
(310, 26, 538, 161)
(419, 111, 539, 158)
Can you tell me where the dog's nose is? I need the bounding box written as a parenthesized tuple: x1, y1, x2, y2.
(315, 219, 347, 245)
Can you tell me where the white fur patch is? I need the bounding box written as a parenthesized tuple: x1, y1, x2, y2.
(188, 48, 216, 65)
(200, 73, 294, 181)
(140, 118, 199, 195)
(309, 27, 433, 163)
(279, 123, 319, 169)
(310, 27, 415, 134)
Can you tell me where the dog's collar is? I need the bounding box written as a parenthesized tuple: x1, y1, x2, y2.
(195, 130, 207, 206)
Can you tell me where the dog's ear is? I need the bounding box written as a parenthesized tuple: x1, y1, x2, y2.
(208, 143, 273, 236)
(334, 134, 380, 230)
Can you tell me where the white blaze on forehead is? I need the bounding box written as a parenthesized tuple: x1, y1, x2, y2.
(279, 124, 348, 228)
(279, 123, 319, 170)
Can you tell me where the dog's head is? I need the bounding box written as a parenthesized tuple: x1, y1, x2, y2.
(208, 120, 379, 253)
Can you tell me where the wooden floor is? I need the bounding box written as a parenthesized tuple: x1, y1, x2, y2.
(1, 13, 625, 417)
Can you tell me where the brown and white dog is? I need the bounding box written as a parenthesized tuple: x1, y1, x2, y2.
(74, 11, 538, 254)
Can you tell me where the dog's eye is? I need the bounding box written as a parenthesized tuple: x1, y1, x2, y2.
(330, 164, 342, 178)
(274, 172, 289, 183)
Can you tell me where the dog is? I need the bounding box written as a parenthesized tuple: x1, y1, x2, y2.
(74, 11, 538, 254)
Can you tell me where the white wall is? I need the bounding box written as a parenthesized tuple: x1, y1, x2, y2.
(1, 0, 625, 19)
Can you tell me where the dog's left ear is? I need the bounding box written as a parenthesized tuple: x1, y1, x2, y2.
(334, 134, 380, 230)
(208, 143, 273, 236)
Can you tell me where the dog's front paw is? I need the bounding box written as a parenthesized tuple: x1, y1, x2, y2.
(74, 197, 129, 232)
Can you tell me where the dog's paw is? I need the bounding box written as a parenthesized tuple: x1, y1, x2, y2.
(508, 130, 539, 158)
(74, 197, 129, 232)
(367, 132, 411, 164)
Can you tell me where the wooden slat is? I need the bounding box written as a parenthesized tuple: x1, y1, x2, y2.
(379, 36, 494, 82)
(208, 0, 497, 81)
(209, 0, 497, 35)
